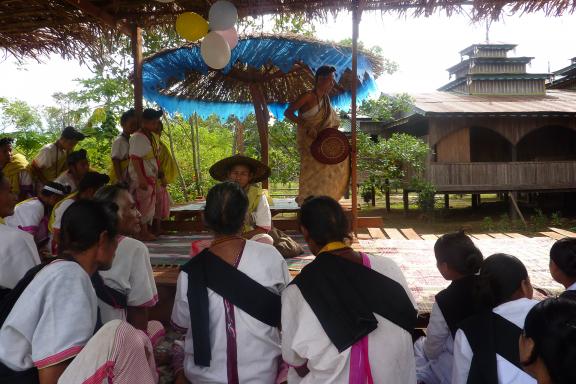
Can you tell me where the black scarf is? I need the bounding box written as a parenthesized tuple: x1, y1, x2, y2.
(560, 289, 576, 301)
(435, 275, 479, 337)
(91, 272, 128, 309)
(291, 252, 417, 352)
(181, 249, 281, 367)
(460, 312, 523, 384)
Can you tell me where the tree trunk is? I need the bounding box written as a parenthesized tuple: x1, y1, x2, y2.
(249, 84, 270, 189)
(163, 116, 188, 201)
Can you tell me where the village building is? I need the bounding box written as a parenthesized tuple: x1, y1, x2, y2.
(384, 44, 576, 212)
(548, 57, 576, 90)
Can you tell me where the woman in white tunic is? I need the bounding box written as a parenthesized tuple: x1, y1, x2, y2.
(282, 196, 417, 384)
(452, 253, 538, 384)
(548, 238, 576, 300)
(5, 181, 68, 246)
(519, 298, 576, 384)
(0, 171, 40, 293)
(414, 231, 483, 384)
(172, 182, 290, 384)
(0, 200, 158, 383)
(94, 184, 163, 344)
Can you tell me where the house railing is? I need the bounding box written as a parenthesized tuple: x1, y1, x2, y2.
(426, 161, 576, 192)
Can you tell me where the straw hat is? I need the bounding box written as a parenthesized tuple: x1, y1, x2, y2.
(209, 155, 271, 183)
(310, 128, 350, 164)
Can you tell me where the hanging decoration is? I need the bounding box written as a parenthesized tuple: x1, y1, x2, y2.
(200, 31, 231, 69)
(174, 1, 238, 69)
(215, 27, 238, 49)
(176, 12, 209, 42)
(208, 0, 238, 31)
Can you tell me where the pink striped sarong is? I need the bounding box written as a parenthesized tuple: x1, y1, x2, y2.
(58, 320, 158, 384)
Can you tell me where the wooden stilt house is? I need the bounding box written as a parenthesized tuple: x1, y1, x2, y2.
(385, 44, 576, 207)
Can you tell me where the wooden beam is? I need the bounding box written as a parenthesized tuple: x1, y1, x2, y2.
(62, 0, 131, 35)
(349, 0, 361, 234)
(131, 24, 143, 128)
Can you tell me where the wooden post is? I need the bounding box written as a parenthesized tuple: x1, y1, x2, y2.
(403, 190, 409, 213)
(385, 179, 390, 212)
(131, 24, 143, 129)
(234, 117, 245, 154)
(249, 84, 270, 189)
(350, 0, 362, 234)
(444, 193, 450, 209)
(163, 116, 188, 201)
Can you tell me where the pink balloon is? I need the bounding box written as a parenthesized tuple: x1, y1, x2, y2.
(215, 28, 238, 50)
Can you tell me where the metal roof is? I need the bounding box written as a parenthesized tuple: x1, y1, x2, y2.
(438, 73, 550, 92)
(447, 57, 534, 74)
(553, 63, 576, 76)
(459, 44, 517, 56)
(410, 90, 576, 115)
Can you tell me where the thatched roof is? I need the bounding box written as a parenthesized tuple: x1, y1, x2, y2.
(142, 34, 382, 120)
(1, 1, 575, 61)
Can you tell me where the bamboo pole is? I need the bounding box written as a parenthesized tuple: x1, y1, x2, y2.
(131, 24, 143, 129)
(194, 113, 202, 193)
(350, 0, 362, 234)
(163, 115, 188, 201)
(249, 84, 270, 189)
(189, 114, 201, 196)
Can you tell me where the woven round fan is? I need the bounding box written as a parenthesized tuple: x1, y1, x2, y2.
(310, 128, 350, 164)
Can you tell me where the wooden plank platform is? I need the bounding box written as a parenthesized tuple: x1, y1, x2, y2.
(505, 233, 528, 239)
(401, 228, 422, 240)
(383, 228, 405, 240)
(549, 227, 576, 238)
(470, 234, 492, 240)
(540, 231, 565, 240)
(488, 233, 510, 239)
(420, 234, 439, 241)
(367, 227, 386, 239)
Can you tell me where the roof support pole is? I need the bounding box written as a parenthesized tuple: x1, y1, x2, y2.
(131, 23, 143, 128)
(350, 0, 362, 234)
(249, 84, 270, 189)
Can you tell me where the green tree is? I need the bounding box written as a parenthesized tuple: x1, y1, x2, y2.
(358, 92, 413, 122)
(0, 98, 43, 132)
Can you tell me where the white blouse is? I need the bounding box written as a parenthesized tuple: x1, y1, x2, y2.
(452, 298, 538, 384)
(282, 254, 417, 384)
(172, 240, 290, 384)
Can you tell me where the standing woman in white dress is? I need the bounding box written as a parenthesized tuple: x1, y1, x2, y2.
(172, 182, 290, 384)
(452, 253, 538, 384)
(282, 196, 417, 383)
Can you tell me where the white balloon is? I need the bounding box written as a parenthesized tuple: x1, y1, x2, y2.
(201, 31, 231, 69)
(215, 27, 238, 49)
(209, 0, 238, 31)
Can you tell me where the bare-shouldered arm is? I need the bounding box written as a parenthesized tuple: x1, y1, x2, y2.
(284, 92, 314, 125)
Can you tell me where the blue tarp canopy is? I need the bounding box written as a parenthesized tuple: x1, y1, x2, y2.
(142, 34, 383, 121)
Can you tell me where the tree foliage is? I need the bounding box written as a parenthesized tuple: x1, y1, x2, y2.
(358, 92, 413, 122)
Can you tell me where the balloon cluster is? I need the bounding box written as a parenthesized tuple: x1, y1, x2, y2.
(175, 0, 238, 69)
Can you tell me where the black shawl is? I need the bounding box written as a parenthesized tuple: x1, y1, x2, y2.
(435, 275, 479, 337)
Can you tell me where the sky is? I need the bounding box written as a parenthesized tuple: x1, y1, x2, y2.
(1, 7, 575, 109)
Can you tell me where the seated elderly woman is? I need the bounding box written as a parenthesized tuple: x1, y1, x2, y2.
(281, 196, 418, 383)
(172, 181, 290, 383)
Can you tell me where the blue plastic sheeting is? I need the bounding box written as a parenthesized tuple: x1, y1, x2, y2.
(143, 37, 378, 121)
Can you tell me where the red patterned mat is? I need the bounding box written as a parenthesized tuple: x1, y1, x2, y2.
(359, 237, 563, 314)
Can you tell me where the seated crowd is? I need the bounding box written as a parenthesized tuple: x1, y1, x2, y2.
(1, 124, 576, 383)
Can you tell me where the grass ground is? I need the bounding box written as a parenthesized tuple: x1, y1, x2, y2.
(357, 193, 576, 235)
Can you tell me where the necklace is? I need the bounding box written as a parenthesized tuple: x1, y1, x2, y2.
(210, 235, 243, 247)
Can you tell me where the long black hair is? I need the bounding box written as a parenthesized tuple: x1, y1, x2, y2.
(298, 196, 351, 248)
(475, 253, 529, 309)
(204, 182, 248, 235)
(522, 298, 576, 384)
(59, 200, 118, 258)
(434, 231, 483, 275)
